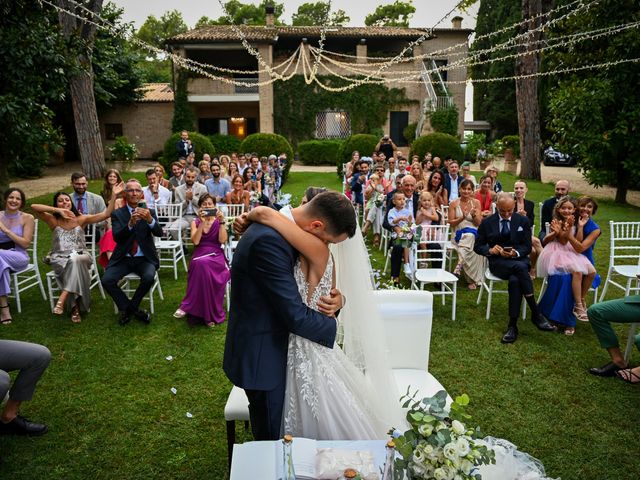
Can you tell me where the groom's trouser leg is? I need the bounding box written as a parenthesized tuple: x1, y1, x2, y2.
(245, 378, 286, 441)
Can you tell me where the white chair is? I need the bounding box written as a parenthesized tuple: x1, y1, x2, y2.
(224, 386, 250, 467)
(624, 323, 639, 364)
(409, 225, 458, 320)
(111, 271, 164, 314)
(373, 289, 451, 406)
(46, 223, 105, 312)
(439, 205, 457, 271)
(154, 204, 188, 279)
(221, 204, 245, 263)
(536, 276, 599, 306)
(476, 268, 527, 320)
(9, 220, 47, 312)
(599, 221, 640, 301)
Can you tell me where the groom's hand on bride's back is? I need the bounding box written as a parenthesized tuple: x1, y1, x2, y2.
(316, 288, 345, 317)
(233, 213, 250, 235)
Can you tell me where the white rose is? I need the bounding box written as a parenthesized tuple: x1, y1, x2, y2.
(413, 448, 425, 463)
(434, 467, 448, 480)
(456, 437, 470, 457)
(451, 420, 465, 435)
(461, 459, 474, 475)
(418, 424, 434, 436)
(423, 444, 434, 456)
(443, 442, 458, 461)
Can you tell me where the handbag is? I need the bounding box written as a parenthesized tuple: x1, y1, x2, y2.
(0, 240, 15, 250)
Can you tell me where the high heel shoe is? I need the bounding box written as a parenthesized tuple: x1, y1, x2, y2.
(70, 305, 81, 323)
(0, 304, 12, 325)
(573, 304, 588, 322)
(53, 299, 65, 315)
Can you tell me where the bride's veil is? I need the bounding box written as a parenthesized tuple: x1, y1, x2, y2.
(330, 226, 407, 432)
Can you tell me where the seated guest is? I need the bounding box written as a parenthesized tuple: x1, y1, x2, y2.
(143, 168, 172, 208)
(0, 339, 50, 435)
(538, 179, 570, 241)
(101, 179, 163, 326)
(410, 162, 426, 192)
(225, 174, 251, 212)
(100, 169, 124, 205)
(224, 161, 240, 184)
(197, 160, 212, 184)
(587, 295, 640, 383)
(153, 164, 172, 190)
(98, 170, 126, 268)
(219, 154, 231, 177)
(475, 175, 495, 219)
(350, 160, 370, 208)
(242, 167, 262, 195)
(513, 180, 542, 277)
(0, 189, 35, 325)
(169, 162, 185, 189)
(173, 195, 230, 326)
(70, 172, 106, 216)
(474, 194, 556, 343)
(484, 165, 503, 193)
(448, 179, 484, 289)
(426, 170, 448, 208)
(32, 186, 122, 323)
(460, 162, 477, 188)
(170, 167, 208, 240)
(205, 163, 231, 204)
(537, 197, 596, 333)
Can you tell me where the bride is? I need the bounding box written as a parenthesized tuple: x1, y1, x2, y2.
(247, 198, 405, 440)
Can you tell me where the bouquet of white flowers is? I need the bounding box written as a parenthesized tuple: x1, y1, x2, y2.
(391, 223, 422, 248)
(391, 390, 495, 480)
(249, 191, 261, 208)
(374, 192, 386, 207)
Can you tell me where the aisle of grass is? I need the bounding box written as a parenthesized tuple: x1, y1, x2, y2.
(1, 170, 639, 479)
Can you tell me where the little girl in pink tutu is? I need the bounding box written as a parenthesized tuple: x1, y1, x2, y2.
(537, 196, 596, 322)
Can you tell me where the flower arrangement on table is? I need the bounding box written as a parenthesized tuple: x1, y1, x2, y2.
(391, 223, 423, 248)
(390, 390, 495, 480)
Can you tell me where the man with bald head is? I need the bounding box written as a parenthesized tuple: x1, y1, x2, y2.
(539, 180, 570, 241)
(475, 193, 556, 343)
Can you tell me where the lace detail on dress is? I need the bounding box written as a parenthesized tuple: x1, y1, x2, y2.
(53, 226, 86, 253)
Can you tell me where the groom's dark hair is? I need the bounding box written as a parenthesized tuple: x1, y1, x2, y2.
(306, 191, 357, 238)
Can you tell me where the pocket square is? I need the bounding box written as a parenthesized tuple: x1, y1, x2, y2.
(517, 226, 524, 232)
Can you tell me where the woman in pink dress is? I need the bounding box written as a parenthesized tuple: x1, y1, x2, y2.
(98, 169, 125, 268)
(174, 194, 230, 326)
(537, 196, 596, 329)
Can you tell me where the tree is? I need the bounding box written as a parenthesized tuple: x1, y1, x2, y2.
(0, 1, 68, 192)
(470, 0, 520, 138)
(364, 1, 415, 27)
(194, 1, 285, 26)
(135, 10, 188, 50)
(547, 0, 640, 203)
(292, 2, 350, 26)
(58, 0, 106, 179)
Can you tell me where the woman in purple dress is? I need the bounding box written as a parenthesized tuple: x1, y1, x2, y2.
(173, 194, 230, 326)
(0, 189, 35, 325)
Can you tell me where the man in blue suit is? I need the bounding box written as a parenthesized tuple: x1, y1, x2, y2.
(223, 191, 357, 440)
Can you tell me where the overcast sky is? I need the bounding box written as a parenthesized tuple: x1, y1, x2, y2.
(110, 0, 478, 30)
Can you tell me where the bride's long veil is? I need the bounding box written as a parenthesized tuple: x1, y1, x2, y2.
(330, 227, 406, 433)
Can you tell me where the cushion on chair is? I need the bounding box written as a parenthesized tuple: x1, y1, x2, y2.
(224, 386, 250, 422)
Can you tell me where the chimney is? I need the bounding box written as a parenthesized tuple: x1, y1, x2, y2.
(265, 4, 275, 26)
(451, 16, 463, 29)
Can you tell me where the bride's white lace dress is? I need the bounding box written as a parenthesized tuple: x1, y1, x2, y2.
(281, 256, 387, 440)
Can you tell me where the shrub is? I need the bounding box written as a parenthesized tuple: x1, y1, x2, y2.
(501, 135, 520, 157)
(410, 133, 464, 161)
(463, 133, 487, 162)
(239, 133, 294, 184)
(109, 136, 138, 172)
(162, 132, 215, 170)
(298, 140, 343, 166)
(403, 122, 418, 144)
(335, 134, 378, 176)
(428, 104, 459, 137)
(208, 134, 242, 155)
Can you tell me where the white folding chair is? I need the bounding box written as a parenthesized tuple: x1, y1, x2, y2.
(409, 225, 458, 320)
(46, 223, 105, 312)
(154, 204, 187, 279)
(9, 220, 47, 312)
(224, 386, 250, 467)
(476, 268, 527, 321)
(112, 271, 164, 314)
(440, 205, 457, 271)
(600, 221, 640, 301)
(536, 276, 599, 306)
(221, 204, 245, 263)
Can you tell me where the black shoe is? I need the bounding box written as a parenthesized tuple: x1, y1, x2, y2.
(532, 315, 557, 332)
(134, 310, 151, 324)
(589, 361, 625, 377)
(0, 415, 48, 436)
(501, 326, 518, 344)
(118, 311, 131, 326)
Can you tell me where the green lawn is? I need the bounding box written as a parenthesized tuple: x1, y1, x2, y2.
(1, 170, 639, 479)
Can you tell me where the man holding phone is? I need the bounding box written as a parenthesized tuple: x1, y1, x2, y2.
(474, 193, 556, 343)
(101, 179, 163, 325)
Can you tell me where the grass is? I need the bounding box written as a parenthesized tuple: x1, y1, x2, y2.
(1, 170, 639, 479)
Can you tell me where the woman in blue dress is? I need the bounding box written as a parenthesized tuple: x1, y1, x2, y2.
(538, 196, 601, 335)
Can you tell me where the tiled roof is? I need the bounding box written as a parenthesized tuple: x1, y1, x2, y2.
(167, 25, 472, 44)
(138, 83, 174, 102)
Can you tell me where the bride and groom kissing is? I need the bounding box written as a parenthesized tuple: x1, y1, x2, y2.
(223, 190, 401, 442)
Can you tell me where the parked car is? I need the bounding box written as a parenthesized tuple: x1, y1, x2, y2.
(543, 146, 578, 166)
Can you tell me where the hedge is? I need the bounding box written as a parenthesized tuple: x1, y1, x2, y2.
(239, 133, 294, 184)
(162, 131, 215, 170)
(298, 140, 343, 166)
(410, 133, 464, 161)
(335, 134, 378, 176)
(208, 134, 242, 156)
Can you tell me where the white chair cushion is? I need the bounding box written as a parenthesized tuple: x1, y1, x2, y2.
(224, 386, 250, 421)
(392, 369, 452, 407)
(415, 269, 458, 283)
(613, 265, 640, 278)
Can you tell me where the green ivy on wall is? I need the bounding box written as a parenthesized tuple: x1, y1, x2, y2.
(171, 69, 196, 133)
(273, 75, 416, 146)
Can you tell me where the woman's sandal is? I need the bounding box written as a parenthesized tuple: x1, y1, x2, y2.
(564, 327, 575, 336)
(572, 304, 589, 322)
(453, 264, 463, 276)
(53, 299, 65, 315)
(0, 304, 12, 325)
(70, 305, 81, 324)
(615, 368, 640, 384)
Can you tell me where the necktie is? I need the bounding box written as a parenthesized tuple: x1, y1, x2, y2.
(76, 198, 84, 214)
(129, 235, 139, 257)
(501, 219, 510, 237)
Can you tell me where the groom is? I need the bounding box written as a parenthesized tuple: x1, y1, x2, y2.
(223, 191, 357, 440)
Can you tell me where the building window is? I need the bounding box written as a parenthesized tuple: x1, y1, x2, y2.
(315, 110, 351, 139)
(105, 123, 123, 140)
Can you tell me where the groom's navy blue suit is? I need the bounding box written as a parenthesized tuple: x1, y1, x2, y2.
(223, 223, 337, 440)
